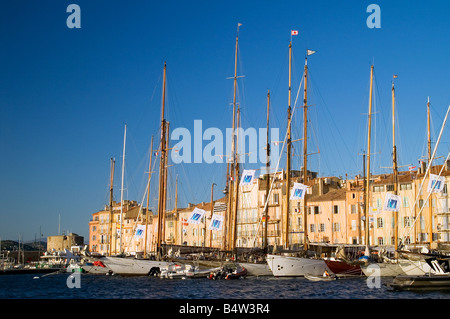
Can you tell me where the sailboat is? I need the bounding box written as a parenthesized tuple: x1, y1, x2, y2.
(359, 72, 406, 277)
(238, 90, 274, 277)
(266, 37, 331, 277)
(398, 102, 450, 275)
(99, 63, 173, 275)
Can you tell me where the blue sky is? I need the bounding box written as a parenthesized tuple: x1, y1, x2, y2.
(1, 1, 449, 242)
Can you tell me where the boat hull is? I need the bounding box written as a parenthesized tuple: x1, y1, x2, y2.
(324, 259, 363, 277)
(361, 261, 406, 277)
(266, 254, 330, 277)
(398, 259, 432, 276)
(238, 262, 273, 277)
(388, 274, 450, 291)
(102, 257, 169, 276)
(305, 274, 336, 281)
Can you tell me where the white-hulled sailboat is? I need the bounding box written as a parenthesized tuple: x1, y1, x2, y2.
(360, 71, 406, 277)
(99, 63, 173, 275)
(266, 36, 330, 277)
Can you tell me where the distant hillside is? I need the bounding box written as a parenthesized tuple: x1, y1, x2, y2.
(0, 240, 47, 252)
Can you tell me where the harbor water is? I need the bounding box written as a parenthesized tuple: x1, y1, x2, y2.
(1, 273, 450, 303)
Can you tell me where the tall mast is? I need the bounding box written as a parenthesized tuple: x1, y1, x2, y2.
(209, 183, 216, 247)
(162, 121, 170, 244)
(144, 136, 154, 257)
(285, 41, 292, 249)
(224, 23, 241, 252)
(264, 90, 271, 252)
(427, 97, 431, 164)
(174, 175, 178, 245)
(156, 62, 167, 259)
(108, 157, 115, 256)
(232, 104, 240, 254)
(392, 77, 399, 254)
(365, 65, 374, 246)
(302, 56, 309, 251)
(427, 97, 433, 246)
(119, 124, 127, 254)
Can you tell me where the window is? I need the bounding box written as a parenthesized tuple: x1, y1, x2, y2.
(310, 224, 315, 232)
(333, 223, 340, 232)
(378, 237, 384, 245)
(400, 183, 412, 190)
(404, 216, 411, 227)
(351, 220, 357, 231)
(376, 198, 382, 208)
(419, 199, 424, 208)
(314, 206, 320, 214)
(333, 205, 339, 214)
(273, 193, 279, 205)
(373, 185, 384, 192)
(386, 184, 394, 191)
(403, 197, 409, 208)
(351, 205, 356, 214)
(377, 217, 384, 228)
(319, 223, 325, 232)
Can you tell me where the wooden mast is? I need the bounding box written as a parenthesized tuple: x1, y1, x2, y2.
(392, 77, 399, 254)
(209, 182, 216, 247)
(156, 62, 167, 259)
(224, 23, 241, 252)
(144, 135, 154, 257)
(173, 175, 178, 245)
(162, 121, 170, 244)
(119, 124, 127, 254)
(264, 90, 271, 253)
(285, 41, 292, 249)
(365, 65, 374, 246)
(232, 103, 240, 255)
(302, 56, 309, 251)
(427, 97, 433, 246)
(108, 157, 115, 256)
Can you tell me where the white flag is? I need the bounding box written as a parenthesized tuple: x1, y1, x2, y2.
(240, 169, 256, 186)
(383, 193, 401, 212)
(428, 174, 445, 193)
(187, 207, 206, 224)
(307, 49, 316, 56)
(290, 182, 308, 200)
(134, 225, 146, 238)
(208, 214, 224, 231)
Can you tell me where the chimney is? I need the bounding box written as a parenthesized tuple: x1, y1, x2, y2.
(420, 161, 427, 174)
(318, 178, 324, 196)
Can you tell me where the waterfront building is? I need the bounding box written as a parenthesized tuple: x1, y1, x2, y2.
(345, 178, 365, 245)
(88, 200, 141, 255)
(176, 198, 226, 248)
(47, 233, 84, 252)
(88, 163, 450, 255)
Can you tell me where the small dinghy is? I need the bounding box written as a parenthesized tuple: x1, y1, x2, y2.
(305, 274, 337, 281)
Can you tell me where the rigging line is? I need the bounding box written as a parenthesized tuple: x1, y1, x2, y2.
(250, 69, 306, 247)
(308, 71, 355, 174)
